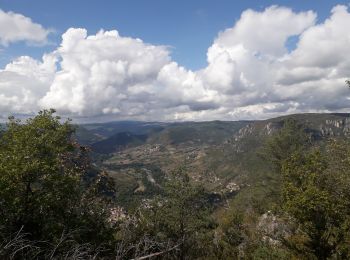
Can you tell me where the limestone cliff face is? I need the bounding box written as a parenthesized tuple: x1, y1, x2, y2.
(319, 117, 350, 137)
(263, 122, 282, 136)
(233, 124, 254, 141)
(229, 114, 350, 146)
(344, 118, 350, 135)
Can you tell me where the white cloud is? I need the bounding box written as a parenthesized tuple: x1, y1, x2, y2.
(39, 28, 173, 116)
(211, 6, 316, 58)
(0, 55, 56, 113)
(197, 4, 350, 119)
(0, 9, 50, 46)
(1, 5, 350, 121)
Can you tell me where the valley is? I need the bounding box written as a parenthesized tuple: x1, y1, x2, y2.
(77, 113, 350, 212)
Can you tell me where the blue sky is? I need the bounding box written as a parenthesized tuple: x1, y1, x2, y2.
(0, 0, 349, 70)
(0, 0, 350, 121)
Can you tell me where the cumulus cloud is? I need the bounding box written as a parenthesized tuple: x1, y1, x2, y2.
(209, 5, 316, 58)
(0, 5, 350, 121)
(195, 4, 350, 119)
(0, 55, 56, 113)
(0, 9, 50, 46)
(37, 28, 219, 118)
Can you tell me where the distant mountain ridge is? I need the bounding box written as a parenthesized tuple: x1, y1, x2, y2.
(76, 120, 250, 154)
(72, 113, 350, 209)
(230, 113, 350, 142)
(91, 132, 148, 154)
(75, 113, 350, 154)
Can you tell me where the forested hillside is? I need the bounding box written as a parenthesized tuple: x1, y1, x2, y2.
(1, 111, 350, 259)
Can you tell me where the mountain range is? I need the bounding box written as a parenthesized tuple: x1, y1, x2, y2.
(75, 113, 350, 210)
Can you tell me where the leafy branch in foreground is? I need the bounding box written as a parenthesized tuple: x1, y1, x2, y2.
(0, 109, 115, 258)
(264, 120, 350, 259)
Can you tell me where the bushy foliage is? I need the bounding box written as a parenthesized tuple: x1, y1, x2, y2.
(264, 119, 350, 259)
(117, 169, 218, 259)
(0, 110, 115, 258)
(1, 110, 349, 259)
(281, 141, 350, 259)
(263, 118, 310, 172)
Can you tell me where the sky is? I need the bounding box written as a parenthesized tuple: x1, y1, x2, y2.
(0, 0, 349, 122)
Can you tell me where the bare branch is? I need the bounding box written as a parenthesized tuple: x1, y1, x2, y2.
(130, 243, 181, 260)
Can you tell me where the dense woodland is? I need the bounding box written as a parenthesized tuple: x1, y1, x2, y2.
(0, 109, 350, 259)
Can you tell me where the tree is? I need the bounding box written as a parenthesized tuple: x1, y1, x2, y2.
(263, 119, 350, 259)
(263, 119, 310, 173)
(280, 141, 350, 259)
(0, 110, 114, 258)
(215, 210, 245, 259)
(136, 169, 216, 259)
